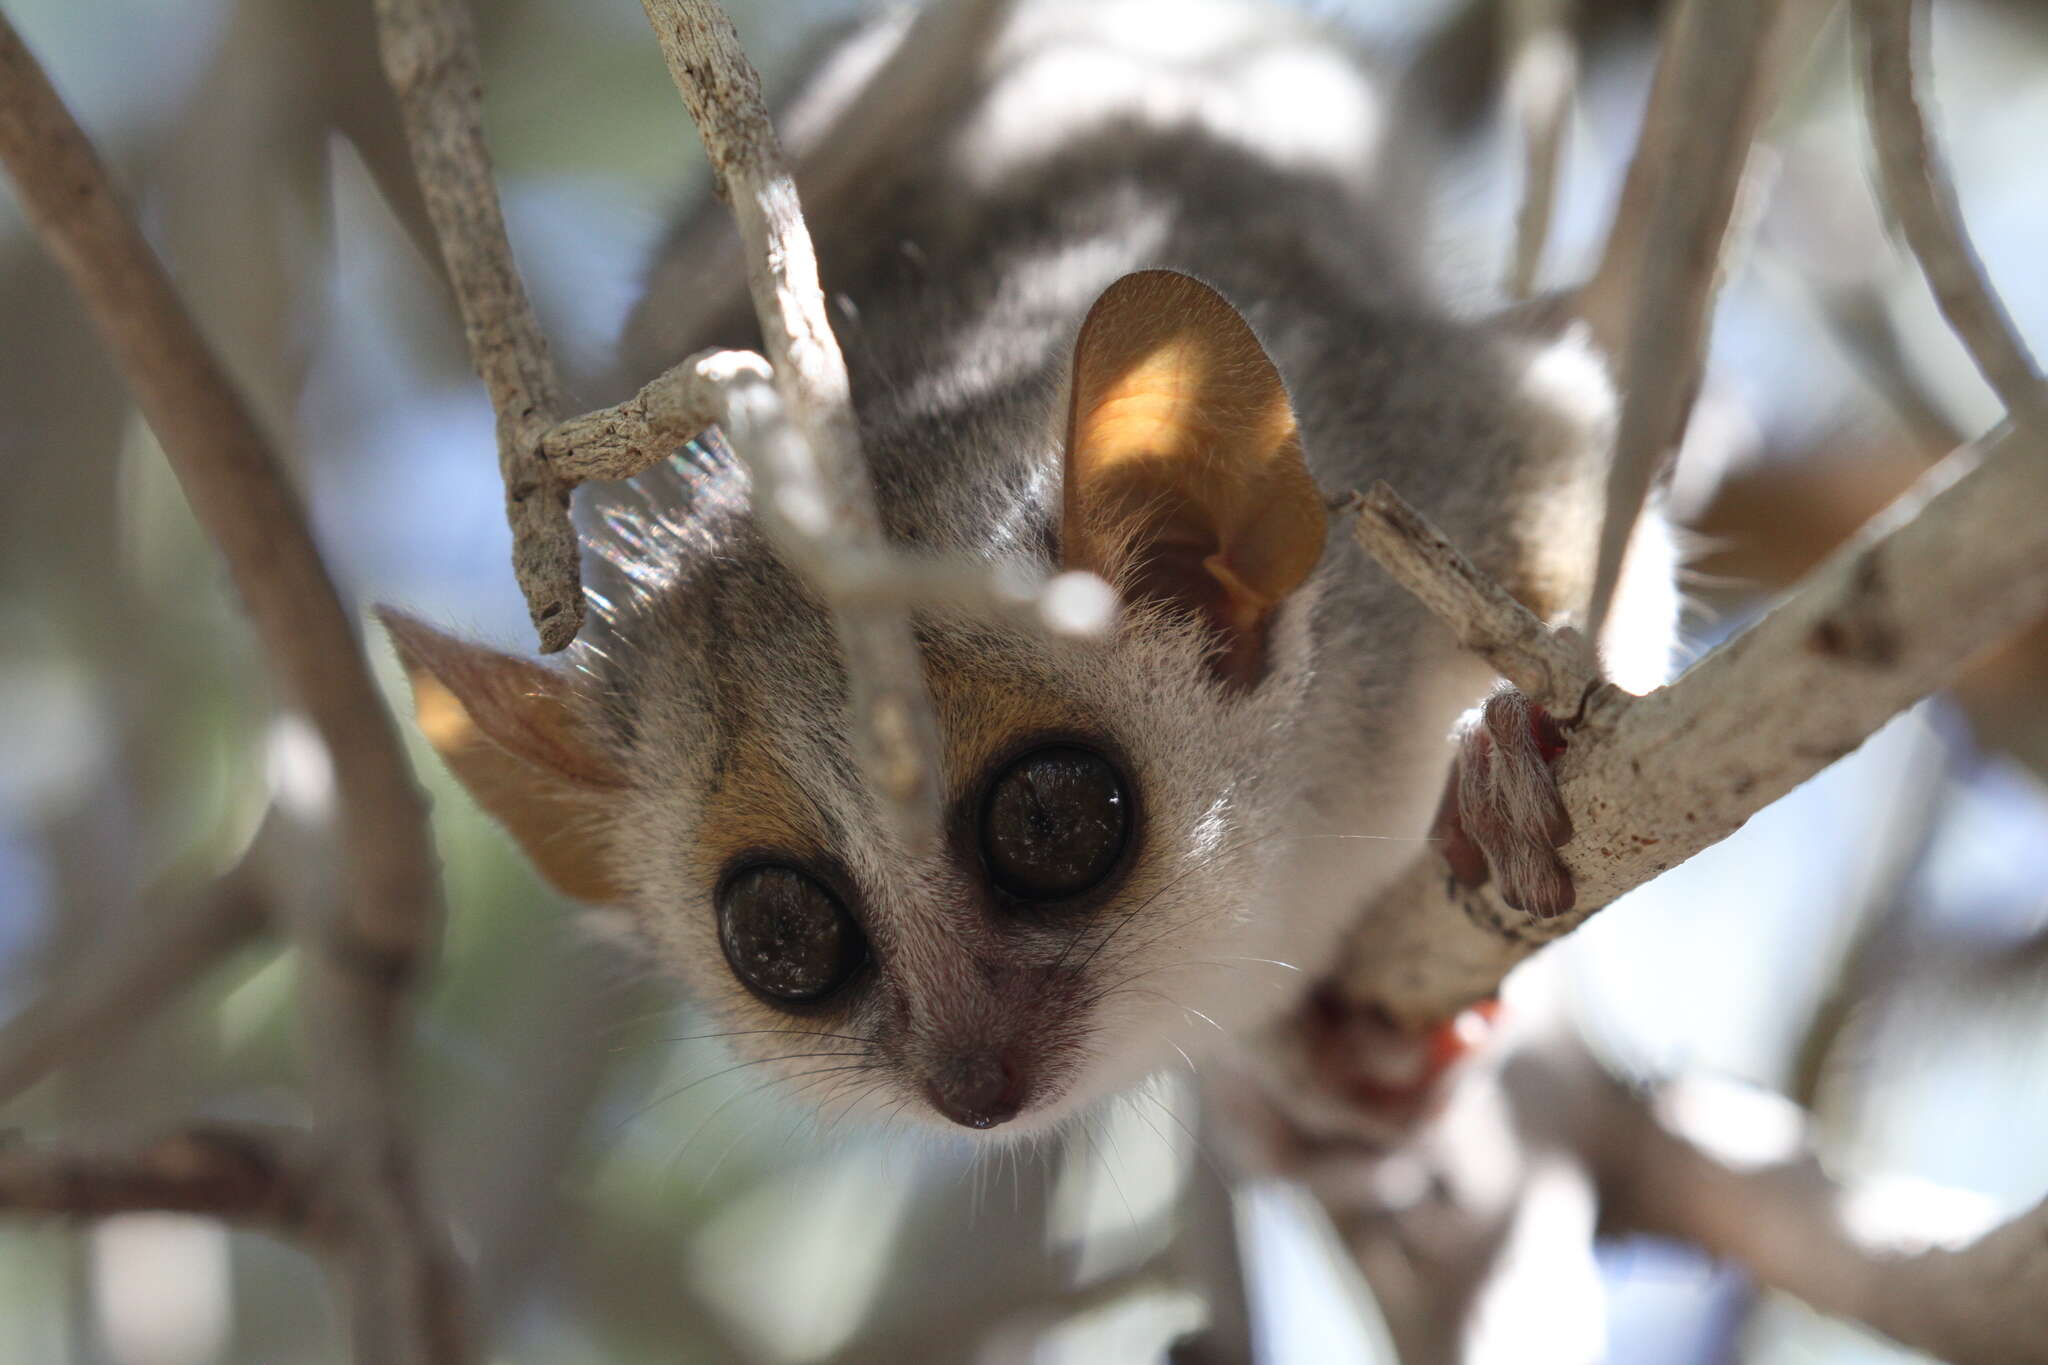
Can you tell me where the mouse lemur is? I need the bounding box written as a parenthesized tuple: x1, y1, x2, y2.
(387, 0, 1675, 1136)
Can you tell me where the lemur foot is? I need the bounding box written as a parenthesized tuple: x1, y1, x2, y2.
(1436, 686, 1574, 919)
(1300, 984, 1504, 1119)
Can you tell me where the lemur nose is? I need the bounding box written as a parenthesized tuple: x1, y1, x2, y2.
(926, 1052, 1024, 1129)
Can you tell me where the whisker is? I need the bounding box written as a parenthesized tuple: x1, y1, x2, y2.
(626, 1049, 870, 1136)
(1121, 1089, 1182, 1168)
(817, 1069, 898, 1136)
(1063, 823, 1439, 983)
(666, 1061, 877, 1178)
(1211, 955, 1301, 972)
(664, 1049, 871, 1098)
(1140, 1086, 1230, 1190)
(1087, 982, 1229, 1042)
(659, 1027, 881, 1047)
(695, 1066, 883, 1195)
(1076, 1115, 1141, 1237)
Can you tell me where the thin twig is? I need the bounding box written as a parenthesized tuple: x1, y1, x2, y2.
(1325, 424, 2048, 1025)
(1787, 724, 1947, 1119)
(1853, 0, 2048, 431)
(542, 348, 767, 483)
(636, 0, 948, 852)
(1807, 278, 1969, 452)
(371, 0, 580, 651)
(544, 350, 1115, 636)
(624, 0, 1017, 369)
(1503, 0, 1576, 300)
(1345, 483, 1595, 715)
(0, 1124, 331, 1237)
(1578, 0, 1826, 633)
(0, 19, 466, 1363)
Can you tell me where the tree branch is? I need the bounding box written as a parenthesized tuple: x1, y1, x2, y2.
(1344, 483, 1595, 716)
(0, 11, 442, 990)
(545, 349, 1115, 636)
(0, 19, 466, 1362)
(624, 0, 1017, 367)
(1578, 0, 1827, 632)
(0, 1124, 331, 1238)
(0, 841, 267, 1107)
(1602, 1073, 2048, 1365)
(633, 0, 951, 853)
(542, 346, 765, 483)
(1502, 0, 1575, 301)
(1853, 0, 2048, 431)
(1323, 426, 2048, 1027)
(370, 0, 580, 651)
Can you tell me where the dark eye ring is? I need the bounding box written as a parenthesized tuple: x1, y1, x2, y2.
(979, 744, 1133, 901)
(716, 863, 867, 1004)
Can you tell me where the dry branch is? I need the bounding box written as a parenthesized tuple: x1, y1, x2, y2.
(624, 0, 1017, 365)
(1578, 0, 1827, 631)
(1604, 1074, 2048, 1364)
(541, 348, 760, 483)
(1853, 0, 2048, 431)
(0, 13, 441, 989)
(1503, 0, 1575, 300)
(1324, 426, 2048, 1026)
(544, 349, 1116, 636)
(1345, 483, 1595, 716)
(635, 0, 948, 851)
(371, 0, 580, 651)
(0, 847, 266, 1106)
(0, 18, 465, 1362)
(0, 1125, 330, 1237)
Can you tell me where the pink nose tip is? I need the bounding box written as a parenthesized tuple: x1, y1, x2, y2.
(926, 1052, 1024, 1129)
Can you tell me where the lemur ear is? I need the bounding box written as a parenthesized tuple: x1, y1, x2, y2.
(1062, 269, 1326, 688)
(379, 609, 628, 904)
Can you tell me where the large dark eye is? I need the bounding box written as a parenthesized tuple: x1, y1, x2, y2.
(717, 865, 866, 1003)
(981, 746, 1132, 900)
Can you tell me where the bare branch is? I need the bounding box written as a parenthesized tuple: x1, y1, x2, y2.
(0, 21, 466, 1361)
(1579, 0, 1828, 633)
(1603, 1074, 2048, 1365)
(1807, 278, 1970, 452)
(548, 349, 1115, 636)
(1327, 426, 2048, 1025)
(1787, 726, 1947, 1116)
(1344, 483, 1595, 716)
(0, 1124, 331, 1237)
(542, 348, 767, 483)
(1503, 0, 1576, 300)
(1853, 0, 2048, 430)
(635, 0, 949, 851)
(291, 954, 470, 1365)
(624, 0, 1017, 366)
(0, 847, 266, 1106)
(0, 14, 442, 976)
(371, 0, 580, 651)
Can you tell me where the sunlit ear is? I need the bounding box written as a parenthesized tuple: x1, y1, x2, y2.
(379, 608, 628, 904)
(1063, 269, 1326, 688)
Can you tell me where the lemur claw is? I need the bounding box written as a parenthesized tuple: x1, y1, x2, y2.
(1435, 686, 1575, 919)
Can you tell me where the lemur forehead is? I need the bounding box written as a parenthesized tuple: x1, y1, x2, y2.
(690, 617, 1105, 888)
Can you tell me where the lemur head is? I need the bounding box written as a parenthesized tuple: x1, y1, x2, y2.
(387, 271, 1329, 1135)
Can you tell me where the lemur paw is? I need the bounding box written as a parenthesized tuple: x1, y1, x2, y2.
(1301, 984, 1504, 1117)
(1435, 686, 1575, 919)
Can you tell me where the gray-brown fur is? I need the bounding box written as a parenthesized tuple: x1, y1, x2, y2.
(567, 0, 1651, 1136)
